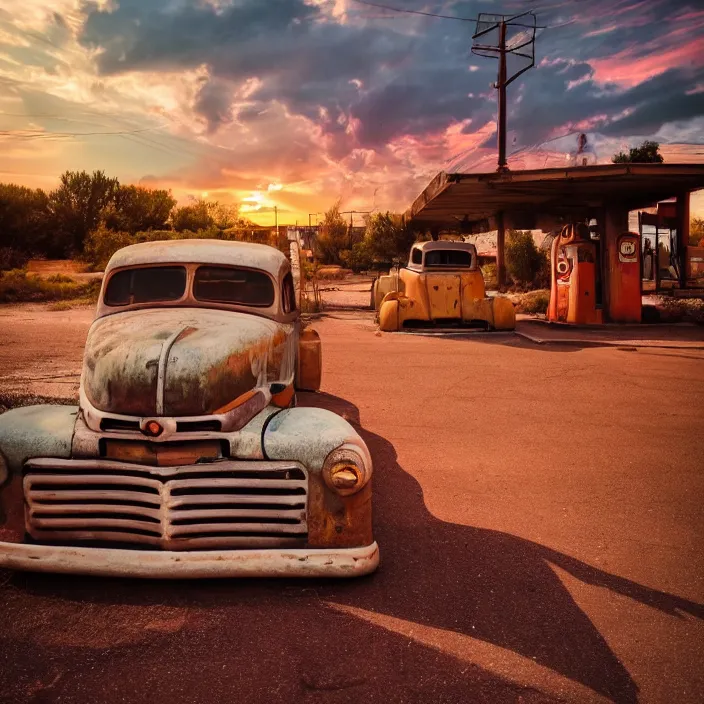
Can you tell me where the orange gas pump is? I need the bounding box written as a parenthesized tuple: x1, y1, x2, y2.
(606, 231, 641, 323)
(548, 223, 602, 325)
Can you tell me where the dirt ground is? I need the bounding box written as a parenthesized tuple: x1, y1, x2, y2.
(0, 301, 703, 704)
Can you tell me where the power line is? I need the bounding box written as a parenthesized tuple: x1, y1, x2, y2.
(351, 0, 475, 22)
(350, 0, 547, 29)
(0, 126, 167, 141)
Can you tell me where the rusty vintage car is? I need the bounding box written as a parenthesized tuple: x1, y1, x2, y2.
(0, 239, 378, 578)
(373, 241, 516, 332)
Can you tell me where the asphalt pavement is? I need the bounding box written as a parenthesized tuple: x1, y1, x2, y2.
(0, 308, 703, 703)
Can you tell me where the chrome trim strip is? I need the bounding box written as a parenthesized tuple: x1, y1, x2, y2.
(156, 326, 186, 415)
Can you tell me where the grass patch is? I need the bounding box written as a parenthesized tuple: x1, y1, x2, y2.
(0, 269, 101, 304)
(511, 289, 550, 315)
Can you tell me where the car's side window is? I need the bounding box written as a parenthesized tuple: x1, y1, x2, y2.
(411, 248, 422, 265)
(282, 271, 296, 313)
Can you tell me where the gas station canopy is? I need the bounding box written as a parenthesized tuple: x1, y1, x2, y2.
(406, 163, 704, 230)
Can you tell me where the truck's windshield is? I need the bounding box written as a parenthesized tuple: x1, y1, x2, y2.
(104, 267, 187, 306)
(194, 266, 275, 307)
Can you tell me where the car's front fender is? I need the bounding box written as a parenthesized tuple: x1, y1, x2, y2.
(0, 405, 78, 542)
(262, 406, 373, 549)
(0, 405, 78, 478)
(262, 406, 370, 472)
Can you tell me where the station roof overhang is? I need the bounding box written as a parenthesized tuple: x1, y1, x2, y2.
(406, 163, 704, 231)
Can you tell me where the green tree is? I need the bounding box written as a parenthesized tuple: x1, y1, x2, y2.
(690, 217, 704, 247)
(612, 140, 664, 164)
(363, 211, 414, 263)
(82, 223, 134, 271)
(171, 200, 214, 232)
(0, 183, 52, 256)
(206, 202, 244, 230)
(505, 230, 549, 288)
(105, 185, 176, 233)
(315, 201, 349, 265)
(49, 170, 120, 252)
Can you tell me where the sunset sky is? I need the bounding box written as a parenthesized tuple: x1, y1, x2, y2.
(1, 0, 703, 225)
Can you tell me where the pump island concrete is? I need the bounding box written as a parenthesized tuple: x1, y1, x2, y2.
(0, 239, 378, 578)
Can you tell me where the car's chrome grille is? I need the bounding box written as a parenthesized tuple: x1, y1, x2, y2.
(23, 458, 307, 550)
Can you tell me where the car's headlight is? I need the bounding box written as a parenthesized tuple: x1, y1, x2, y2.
(322, 444, 371, 496)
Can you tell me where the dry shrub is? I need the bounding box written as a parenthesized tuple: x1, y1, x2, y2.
(512, 289, 550, 315)
(0, 268, 101, 303)
(316, 265, 352, 279)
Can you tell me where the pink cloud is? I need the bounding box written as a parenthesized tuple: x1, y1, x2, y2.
(590, 38, 704, 87)
(583, 25, 618, 38)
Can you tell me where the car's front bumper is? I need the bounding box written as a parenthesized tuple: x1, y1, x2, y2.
(0, 541, 380, 579)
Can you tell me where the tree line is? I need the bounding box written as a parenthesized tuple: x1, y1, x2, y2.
(315, 202, 415, 270)
(0, 170, 253, 269)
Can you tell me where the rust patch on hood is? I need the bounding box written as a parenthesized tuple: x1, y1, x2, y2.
(83, 308, 293, 417)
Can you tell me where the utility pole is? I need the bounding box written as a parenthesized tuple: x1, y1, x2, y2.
(497, 20, 507, 289)
(472, 11, 539, 288)
(340, 210, 373, 249)
(274, 205, 278, 238)
(471, 11, 539, 173)
(497, 20, 508, 172)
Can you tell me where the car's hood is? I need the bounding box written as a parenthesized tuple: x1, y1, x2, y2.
(82, 308, 295, 417)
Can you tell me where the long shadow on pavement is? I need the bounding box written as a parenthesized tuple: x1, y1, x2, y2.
(0, 393, 701, 704)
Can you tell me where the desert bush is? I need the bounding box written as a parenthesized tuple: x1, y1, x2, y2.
(172, 201, 214, 232)
(340, 240, 374, 272)
(512, 289, 550, 315)
(505, 230, 549, 288)
(363, 212, 414, 263)
(0, 268, 100, 303)
(315, 202, 352, 265)
(316, 265, 351, 279)
(0, 247, 29, 271)
(612, 140, 663, 164)
(481, 262, 498, 289)
(105, 185, 175, 233)
(82, 224, 134, 271)
(0, 184, 53, 255)
(658, 298, 704, 324)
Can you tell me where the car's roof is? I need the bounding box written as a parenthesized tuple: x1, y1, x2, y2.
(412, 240, 477, 253)
(105, 239, 289, 277)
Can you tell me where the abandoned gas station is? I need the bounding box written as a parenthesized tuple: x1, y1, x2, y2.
(405, 163, 704, 324)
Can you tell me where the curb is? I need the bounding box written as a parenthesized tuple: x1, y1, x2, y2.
(514, 331, 704, 350)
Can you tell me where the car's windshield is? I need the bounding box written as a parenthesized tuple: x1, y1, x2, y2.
(424, 250, 472, 268)
(104, 266, 187, 306)
(194, 266, 275, 307)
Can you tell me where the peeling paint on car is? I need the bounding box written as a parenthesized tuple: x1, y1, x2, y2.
(263, 407, 369, 472)
(83, 308, 296, 417)
(0, 405, 78, 474)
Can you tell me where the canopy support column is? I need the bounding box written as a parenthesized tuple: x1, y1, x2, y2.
(497, 210, 506, 289)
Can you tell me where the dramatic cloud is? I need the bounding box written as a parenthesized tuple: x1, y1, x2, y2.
(0, 0, 702, 223)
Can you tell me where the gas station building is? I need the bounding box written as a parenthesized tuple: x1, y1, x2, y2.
(405, 163, 704, 324)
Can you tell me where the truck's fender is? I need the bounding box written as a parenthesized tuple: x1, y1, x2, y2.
(374, 273, 403, 311)
(0, 405, 78, 478)
(379, 292, 404, 332)
(262, 406, 370, 473)
(261, 406, 373, 548)
(296, 328, 322, 392)
(491, 296, 516, 330)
